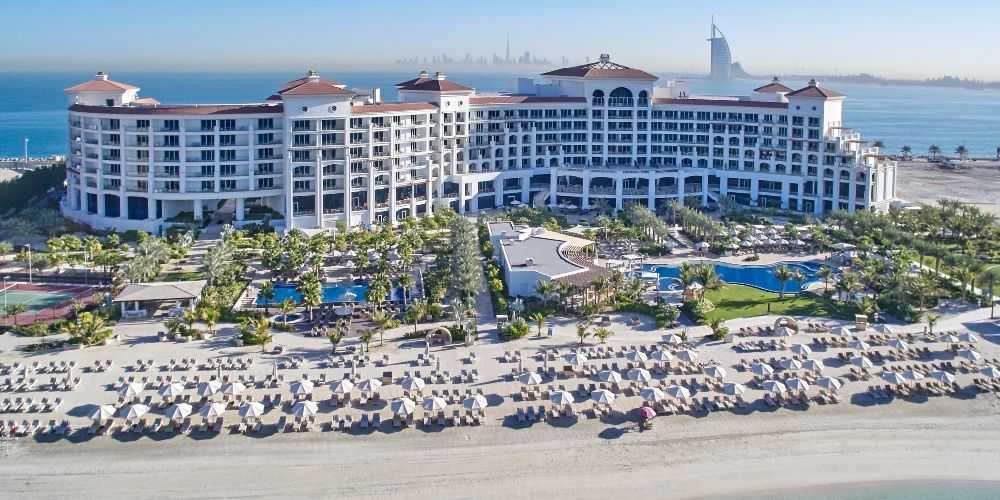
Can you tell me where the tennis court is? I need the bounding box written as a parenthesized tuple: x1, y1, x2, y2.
(2, 289, 75, 312)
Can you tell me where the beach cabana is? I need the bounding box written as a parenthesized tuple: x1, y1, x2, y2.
(665, 385, 691, 399)
(704, 365, 727, 380)
(331, 379, 354, 395)
(158, 382, 185, 399)
(625, 351, 648, 364)
(112, 280, 207, 319)
(120, 403, 149, 420)
(357, 378, 383, 394)
(626, 368, 652, 383)
(881, 371, 907, 385)
(292, 400, 319, 418)
(850, 356, 874, 369)
(90, 404, 116, 422)
(676, 349, 699, 363)
(785, 378, 810, 392)
(722, 383, 746, 396)
(221, 382, 246, 396)
(165, 403, 193, 421)
(518, 372, 543, 386)
(598, 370, 623, 385)
(199, 402, 227, 418)
(239, 401, 266, 419)
(663, 334, 683, 346)
(815, 377, 842, 392)
(640, 387, 666, 402)
(463, 394, 488, 411)
(549, 390, 575, 406)
(590, 389, 616, 405)
(762, 380, 787, 394)
(958, 349, 983, 363)
(802, 359, 824, 373)
(422, 396, 447, 412)
(197, 380, 222, 397)
(391, 398, 417, 416)
(650, 350, 674, 362)
(790, 344, 811, 356)
(980, 366, 1000, 379)
(401, 376, 426, 393)
(751, 362, 775, 376)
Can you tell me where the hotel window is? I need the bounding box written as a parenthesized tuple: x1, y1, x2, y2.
(201, 165, 215, 177)
(163, 120, 180, 131)
(256, 178, 274, 189)
(293, 180, 310, 191)
(200, 135, 215, 147)
(257, 118, 274, 130)
(200, 120, 216, 131)
(256, 163, 274, 175)
(220, 135, 236, 146)
(256, 133, 274, 144)
(136, 119, 150, 130)
(220, 165, 236, 176)
(201, 150, 214, 162)
(220, 180, 236, 191)
(136, 165, 149, 176)
(219, 119, 236, 131)
(293, 120, 312, 131)
(349, 118, 364, 128)
(220, 150, 236, 161)
(321, 119, 338, 131)
(136, 135, 149, 147)
(163, 135, 179, 147)
(257, 148, 274, 159)
(201, 180, 214, 192)
(293, 134, 311, 147)
(164, 165, 179, 176)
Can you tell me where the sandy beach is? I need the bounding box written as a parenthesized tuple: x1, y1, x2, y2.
(1, 395, 998, 499)
(895, 159, 1000, 215)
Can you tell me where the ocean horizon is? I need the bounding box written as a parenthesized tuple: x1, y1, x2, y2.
(712, 479, 1000, 500)
(2, 70, 1000, 159)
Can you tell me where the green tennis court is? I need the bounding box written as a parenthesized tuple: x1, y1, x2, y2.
(1, 289, 74, 312)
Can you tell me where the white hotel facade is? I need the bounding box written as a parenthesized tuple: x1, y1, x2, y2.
(62, 56, 896, 234)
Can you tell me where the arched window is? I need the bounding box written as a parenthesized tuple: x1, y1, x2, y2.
(840, 170, 851, 180)
(591, 89, 605, 106)
(609, 87, 633, 107)
(637, 90, 649, 106)
(807, 154, 818, 164)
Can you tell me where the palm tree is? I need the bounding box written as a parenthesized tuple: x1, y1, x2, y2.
(3, 303, 28, 326)
(298, 277, 322, 321)
(406, 299, 429, 335)
(900, 145, 912, 159)
(773, 265, 794, 299)
(201, 307, 220, 336)
(817, 266, 834, 293)
(872, 140, 884, 150)
(707, 317, 729, 341)
(925, 312, 940, 334)
(396, 273, 413, 307)
(535, 280, 554, 307)
(60, 311, 113, 346)
(955, 145, 969, 161)
(370, 307, 393, 347)
(327, 325, 343, 354)
(928, 144, 940, 159)
(358, 328, 375, 353)
(258, 281, 275, 315)
(509, 297, 525, 321)
(857, 296, 879, 321)
(593, 326, 613, 344)
(529, 311, 547, 338)
(278, 298, 296, 325)
(575, 321, 591, 345)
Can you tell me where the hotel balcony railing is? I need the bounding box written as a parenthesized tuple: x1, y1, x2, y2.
(607, 97, 634, 107)
(684, 185, 703, 193)
(622, 188, 646, 196)
(591, 98, 605, 106)
(557, 185, 583, 193)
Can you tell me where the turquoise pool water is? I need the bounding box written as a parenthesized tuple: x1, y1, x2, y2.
(646, 260, 821, 294)
(256, 283, 377, 305)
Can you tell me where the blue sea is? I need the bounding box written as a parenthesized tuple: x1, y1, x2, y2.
(3, 70, 1000, 159)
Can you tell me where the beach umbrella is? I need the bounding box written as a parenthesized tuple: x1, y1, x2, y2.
(959, 332, 979, 343)
(942, 334, 961, 344)
(518, 372, 542, 386)
(774, 326, 794, 337)
(723, 382, 746, 396)
(400, 376, 426, 392)
(881, 371, 907, 385)
(929, 370, 957, 385)
(786, 378, 810, 392)
(665, 385, 691, 399)
(158, 382, 185, 399)
(198, 402, 227, 418)
(590, 389, 616, 405)
(751, 362, 775, 376)
(120, 403, 150, 421)
(239, 401, 266, 419)
(848, 339, 870, 351)
(762, 380, 787, 394)
(422, 396, 447, 412)
(330, 379, 354, 394)
(663, 334, 683, 346)
(221, 382, 246, 396)
(835, 326, 853, 337)
(780, 358, 803, 371)
(901, 369, 925, 381)
(463, 394, 488, 411)
(566, 352, 588, 366)
(802, 359, 824, 374)
(197, 380, 222, 397)
(704, 365, 727, 380)
(118, 382, 144, 399)
(165, 403, 193, 421)
(357, 378, 382, 393)
(390, 397, 417, 416)
(550, 390, 575, 406)
(888, 338, 910, 351)
(640, 387, 666, 402)
(790, 344, 812, 356)
(850, 356, 874, 369)
(90, 404, 117, 422)
(980, 366, 1000, 379)
(289, 379, 315, 396)
(598, 370, 623, 385)
(650, 350, 674, 362)
(291, 400, 319, 418)
(676, 349, 699, 363)
(626, 368, 652, 383)
(958, 349, 983, 363)
(815, 377, 842, 392)
(626, 351, 648, 364)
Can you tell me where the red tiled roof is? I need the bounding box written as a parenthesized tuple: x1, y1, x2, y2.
(69, 103, 283, 115)
(350, 103, 438, 114)
(400, 79, 473, 92)
(265, 94, 282, 101)
(653, 98, 788, 109)
(64, 76, 138, 93)
(541, 58, 657, 81)
(132, 97, 160, 106)
(469, 96, 587, 105)
(278, 73, 345, 93)
(396, 76, 430, 87)
(280, 79, 354, 96)
(786, 81, 844, 98)
(753, 79, 793, 93)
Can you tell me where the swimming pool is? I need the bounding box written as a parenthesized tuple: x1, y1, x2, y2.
(256, 283, 383, 305)
(646, 261, 821, 294)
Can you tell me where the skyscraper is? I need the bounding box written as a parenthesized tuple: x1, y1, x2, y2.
(707, 21, 733, 81)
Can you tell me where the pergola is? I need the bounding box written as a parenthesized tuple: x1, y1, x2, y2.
(113, 280, 207, 318)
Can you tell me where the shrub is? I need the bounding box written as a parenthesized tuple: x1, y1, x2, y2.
(501, 318, 530, 341)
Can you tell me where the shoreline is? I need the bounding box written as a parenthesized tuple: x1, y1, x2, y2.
(3, 396, 999, 499)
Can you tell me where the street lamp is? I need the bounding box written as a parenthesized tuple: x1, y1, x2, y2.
(3, 275, 9, 310)
(24, 244, 32, 284)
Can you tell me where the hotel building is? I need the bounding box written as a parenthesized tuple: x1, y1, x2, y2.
(62, 56, 896, 234)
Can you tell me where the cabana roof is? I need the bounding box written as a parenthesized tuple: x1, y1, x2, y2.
(113, 280, 207, 303)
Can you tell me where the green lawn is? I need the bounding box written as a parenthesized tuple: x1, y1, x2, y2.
(159, 270, 205, 282)
(699, 284, 851, 322)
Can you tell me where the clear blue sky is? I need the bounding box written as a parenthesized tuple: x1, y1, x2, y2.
(4, 0, 999, 79)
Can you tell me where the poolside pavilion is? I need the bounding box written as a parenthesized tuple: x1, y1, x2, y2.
(113, 280, 207, 319)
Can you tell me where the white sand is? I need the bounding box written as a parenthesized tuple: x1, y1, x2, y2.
(896, 159, 1000, 215)
(1, 396, 998, 499)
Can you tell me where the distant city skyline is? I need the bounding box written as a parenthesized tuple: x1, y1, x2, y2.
(4, 0, 1000, 80)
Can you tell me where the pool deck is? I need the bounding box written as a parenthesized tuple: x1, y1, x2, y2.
(643, 250, 830, 267)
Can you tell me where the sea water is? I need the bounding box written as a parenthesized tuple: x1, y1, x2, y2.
(721, 480, 1000, 500)
(3, 71, 1000, 158)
